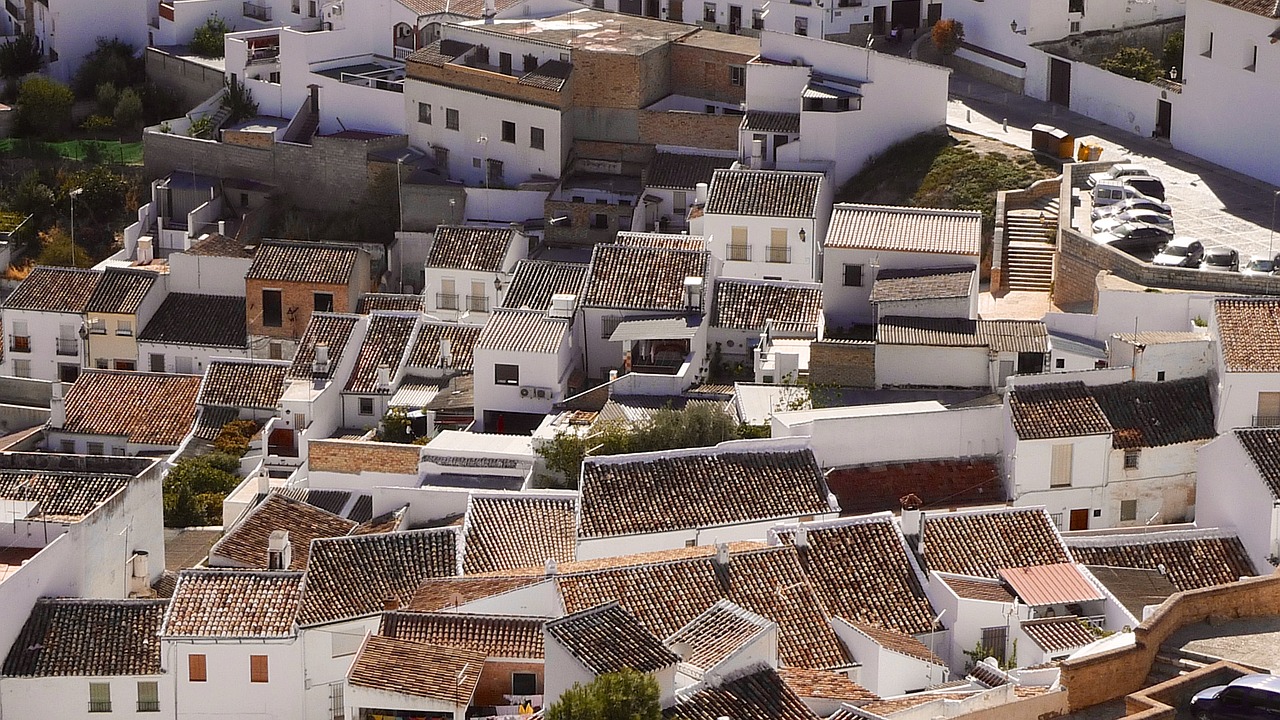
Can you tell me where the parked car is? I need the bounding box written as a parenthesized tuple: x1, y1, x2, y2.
(1152, 237, 1204, 267)
(1202, 247, 1240, 272)
(1093, 222, 1174, 255)
(1093, 209, 1174, 235)
(1091, 179, 1164, 207)
(1241, 254, 1280, 277)
(1087, 163, 1153, 188)
(1092, 197, 1174, 222)
(1191, 674, 1280, 720)
(1121, 176, 1167, 201)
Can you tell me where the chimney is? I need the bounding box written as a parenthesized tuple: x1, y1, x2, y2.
(545, 558, 558, 576)
(548, 293, 577, 320)
(683, 276, 703, 312)
(899, 493, 924, 536)
(608, 369, 618, 382)
(750, 139, 763, 170)
(313, 342, 330, 377)
(695, 182, 709, 206)
(132, 550, 149, 580)
(483, 0, 495, 22)
(438, 337, 453, 367)
(49, 382, 66, 429)
(714, 542, 730, 568)
(128, 551, 151, 596)
(267, 530, 292, 570)
(794, 526, 809, 549)
(257, 471, 270, 497)
(376, 363, 392, 391)
(383, 598, 400, 611)
(309, 83, 320, 114)
(137, 236, 154, 264)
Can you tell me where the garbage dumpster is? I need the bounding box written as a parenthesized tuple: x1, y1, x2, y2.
(1031, 124, 1074, 159)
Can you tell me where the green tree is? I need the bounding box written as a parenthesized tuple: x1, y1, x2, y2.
(378, 406, 415, 443)
(0, 34, 42, 83)
(1100, 46, 1161, 82)
(189, 13, 230, 59)
(113, 87, 143, 128)
(162, 453, 242, 527)
(15, 75, 74, 138)
(544, 670, 661, 720)
(1162, 31, 1184, 82)
(96, 82, 119, 115)
(213, 419, 259, 456)
(72, 38, 142, 97)
(33, 225, 94, 268)
(931, 19, 965, 56)
(221, 74, 259, 125)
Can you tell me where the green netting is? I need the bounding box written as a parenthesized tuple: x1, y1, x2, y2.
(0, 139, 143, 164)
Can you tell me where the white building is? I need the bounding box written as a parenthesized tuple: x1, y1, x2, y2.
(875, 317, 1048, 390)
(423, 224, 527, 320)
(1197, 428, 1280, 570)
(699, 167, 829, 283)
(137, 294, 250, 374)
(709, 278, 822, 368)
(1210, 298, 1280, 433)
(472, 303, 576, 432)
(0, 267, 102, 382)
(20, 0, 148, 83)
(47, 370, 203, 457)
(544, 602, 679, 707)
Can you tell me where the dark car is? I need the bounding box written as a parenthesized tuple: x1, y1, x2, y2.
(1202, 247, 1240, 272)
(1192, 674, 1280, 720)
(1094, 222, 1174, 256)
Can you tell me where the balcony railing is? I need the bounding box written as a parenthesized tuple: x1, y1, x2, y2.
(9, 336, 29, 353)
(88, 701, 112, 713)
(467, 295, 489, 313)
(243, 1, 271, 20)
(247, 46, 280, 64)
(56, 338, 77, 356)
(766, 245, 791, 263)
(727, 243, 750, 262)
(1254, 415, 1280, 427)
(393, 45, 414, 60)
(137, 701, 161, 713)
(436, 293, 459, 311)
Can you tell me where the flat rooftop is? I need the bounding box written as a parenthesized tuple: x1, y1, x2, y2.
(461, 9, 695, 54)
(1164, 615, 1280, 672)
(0, 547, 40, 583)
(675, 29, 760, 56)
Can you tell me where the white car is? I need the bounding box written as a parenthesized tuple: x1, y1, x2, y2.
(1092, 209, 1174, 235)
(1087, 163, 1153, 189)
(1241, 254, 1279, 277)
(1091, 197, 1173, 222)
(1152, 238, 1203, 268)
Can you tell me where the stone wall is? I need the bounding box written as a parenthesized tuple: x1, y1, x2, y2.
(670, 42, 751, 105)
(993, 177, 1062, 292)
(146, 47, 225, 109)
(1125, 661, 1254, 720)
(406, 60, 566, 109)
(1034, 18, 1184, 66)
(949, 688, 1068, 720)
(808, 340, 875, 388)
(947, 53, 1025, 95)
(308, 438, 423, 476)
(638, 110, 740, 150)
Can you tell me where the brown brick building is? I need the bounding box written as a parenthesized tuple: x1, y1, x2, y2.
(245, 241, 372, 348)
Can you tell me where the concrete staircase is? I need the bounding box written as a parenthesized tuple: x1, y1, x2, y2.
(1003, 197, 1059, 292)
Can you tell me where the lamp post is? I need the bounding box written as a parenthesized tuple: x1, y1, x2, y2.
(396, 156, 405, 234)
(1271, 189, 1280, 257)
(69, 188, 83, 268)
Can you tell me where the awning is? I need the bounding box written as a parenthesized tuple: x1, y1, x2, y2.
(802, 83, 859, 100)
(609, 317, 700, 343)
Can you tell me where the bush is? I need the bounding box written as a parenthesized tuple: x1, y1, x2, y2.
(33, 225, 94, 268)
(213, 419, 258, 456)
(72, 38, 141, 97)
(113, 87, 143, 128)
(913, 145, 1043, 231)
(96, 82, 118, 115)
(189, 14, 230, 58)
(222, 74, 258, 125)
(0, 34, 42, 81)
(81, 115, 115, 132)
(15, 75, 74, 138)
(544, 670, 660, 720)
(1100, 46, 1161, 82)
(162, 453, 242, 528)
(931, 19, 965, 55)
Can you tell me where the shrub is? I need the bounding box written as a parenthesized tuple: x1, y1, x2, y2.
(33, 225, 93, 268)
(15, 75, 74, 138)
(213, 419, 259, 456)
(189, 14, 230, 58)
(1100, 46, 1161, 82)
(188, 115, 214, 138)
(72, 38, 141, 97)
(162, 453, 242, 528)
(931, 19, 965, 55)
(544, 670, 660, 720)
(1162, 31, 1183, 82)
(0, 34, 42, 80)
(222, 74, 258, 125)
(113, 87, 143, 128)
(95, 82, 118, 115)
(82, 115, 116, 132)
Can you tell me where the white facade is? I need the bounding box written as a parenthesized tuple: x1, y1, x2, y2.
(472, 317, 576, 430)
(1100, 441, 1201, 527)
(823, 247, 979, 327)
(702, 212, 823, 284)
(1003, 425, 1110, 532)
(1, 308, 86, 382)
(927, 572, 1024, 676)
(1107, 336, 1210, 383)
(301, 619, 381, 720)
(138, 342, 250, 375)
(33, 0, 148, 83)
(154, 0, 322, 47)
(168, 251, 253, 297)
(875, 344, 990, 389)
(1, 674, 173, 720)
(166, 640, 305, 720)
(1196, 432, 1280, 570)
(831, 618, 947, 696)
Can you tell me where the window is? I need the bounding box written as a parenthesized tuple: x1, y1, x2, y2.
(530, 126, 545, 150)
(89, 682, 111, 713)
(268, 342, 283, 360)
(59, 364, 79, 383)
(417, 102, 432, 124)
(87, 442, 104, 455)
(601, 316, 623, 339)
(1120, 499, 1138, 522)
(673, 190, 688, 216)
(1246, 44, 1257, 71)
(292, 0, 299, 11)
(188, 654, 207, 682)
(768, 228, 789, 263)
(512, 672, 538, 696)
(1124, 449, 1140, 469)
(262, 289, 283, 327)
(438, 278, 458, 310)
(1050, 443, 1073, 487)
(980, 626, 1007, 664)
(1157, 371, 1166, 381)
(309, 0, 317, 16)
(523, 53, 538, 71)
(591, 213, 609, 229)
(13, 359, 30, 378)
(446, 107, 460, 130)
(1068, 0, 1083, 12)
(359, 397, 374, 415)
(116, 319, 133, 336)
(469, 280, 488, 313)
(618, 214, 632, 231)
(250, 655, 269, 683)
(704, 1, 716, 21)
(1258, 392, 1280, 426)
(843, 264, 863, 287)
(499, 51, 512, 73)
(88, 319, 107, 334)
(269, 71, 280, 83)
(1055, 358, 1065, 369)
(794, 16, 808, 35)
(487, 158, 504, 186)
(501, 120, 516, 143)
(434, 145, 450, 173)
(137, 681, 160, 713)
(495, 363, 520, 385)
(115, 359, 136, 371)
(751, 8, 763, 29)
(59, 439, 76, 453)
(1202, 31, 1213, 58)
(314, 292, 334, 312)
(1069, 20, 1080, 32)
(730, 65, 744, 85)
(729, 226, 749, 261)
(175, 356, 194, 374)
(329, 683, 345, 720)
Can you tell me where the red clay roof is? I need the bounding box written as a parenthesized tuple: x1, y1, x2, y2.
(826, 457, 1005, 516)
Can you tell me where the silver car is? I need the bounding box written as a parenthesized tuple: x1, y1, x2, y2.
(1091, 197, 1173, 222)
(1093, 209, 1174, 235)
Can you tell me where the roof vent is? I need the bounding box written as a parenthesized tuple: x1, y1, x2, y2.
(313, 342, 330, 377)
(376, 363, 392, 391)
(439, 337, 453, 367)
(267, 530, 292, 570)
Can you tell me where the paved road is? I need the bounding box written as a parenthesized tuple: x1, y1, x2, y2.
(944, 73, 1280, 261)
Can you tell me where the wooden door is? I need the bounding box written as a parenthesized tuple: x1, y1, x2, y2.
(1069, 508, 1089, 531)
(1049, 58, 1072, 107)
(668, 0, 683, 21)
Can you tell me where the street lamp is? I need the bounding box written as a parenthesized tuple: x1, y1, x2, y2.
(1271, 189, 1280, 257)
(396, 156, 405, 233)
(69, 188, 83, 267)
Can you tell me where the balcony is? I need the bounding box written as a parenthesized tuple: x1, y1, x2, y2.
(56, 338, 77, 356)
(5, 0, 23, 20)
(727, 243, 750, 262)
(394, 45, 414, 61)
(158, 1, 174, 21)
(436, 293, 459, 311)
(89, 701, 112, 713)
(467, 295, 489, 314)
(1254, 415, 1280, 427)
(9, 336, 29, 353)
(766, 245, 791, 263)
(243, 1, 271, 20)
(247, 46, 280, 65)
(137, 701, 160, 713)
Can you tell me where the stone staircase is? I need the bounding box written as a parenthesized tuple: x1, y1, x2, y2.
(1003, 197, 1059, 292)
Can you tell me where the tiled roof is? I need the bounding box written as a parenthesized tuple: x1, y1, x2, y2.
(349, 494, 374, 523)
(827, 204, 982, 255)
(2, 598, 167, 677)
(138, 293, 247, 348)
(184, 233, 256, 257)
(299, 529, 458, 626)
(1088, 378, 1216, 449)
(407, 38, 474, 66)
(870, 267, 975, 303)
(246, 240, 360, 285)
(1008, 382, 1111, 441)
(775, 517, 935, 635)
(1065, 528, 1256, 591)
(2, 266, 100, 312)
(778, 667, 877, 703)
(163, 570, 303, 638)
(1215, 298, 1280, 372)
(85, 268, 157, 314)
(579, 446, 832, 538)
(406, 576, 543, 612)
(666, 665, 820, 720)
(191, 406, 242, 441)
(1111, 331, 1207, 346)
(705, 168, 822, 218)
(1206, 0, 1280, 18)
(61, 370, 201, 446)
(198, 359, 288, 409)
(427, 225, 516, 272)
(998, 564, 1105, 606)
(938, 574, 1014, 603)
(712, 279, 822, 334)
(665, 600, 772, 670)
(0, 470, 129, 521)
(825, 456, 1004, 516)
(743, 110, 801, 134)
(860, 692, 974, 716)
(501, 260, 589, 311)
(1019, 616, 1097, 653)
(462, 494, 576, 574)
(357, 293, 423, 314)
(1083, 566, 1177, 617)
(406, 321, 481, 371)
(518, 59, 572, 91)
(615, 232, 708, 251)
(584, 244, 709, 311)
(556, 545, 850, 668)
(475, 308, 570, 354)
(848, 621, 943, 664)
(382, 612, 545, 659)
(210, 493, 355, 570)
(352, 505, 408, 535)
(547, 602, 680, 674)
(1238, 427, 1280, 500)
(922, 508, 1071, 579)
(878, 317, 1048, 353)
(344, 313, 417, 393)
(348, 635, 484, 702)
(646, 152, 736, 190)
(287, 312, 361, 379)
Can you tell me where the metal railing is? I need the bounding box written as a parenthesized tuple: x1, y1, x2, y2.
(436, 293, 459, 311)
(393, 45, 414, 60)
(56, 338, 77, 356)
(137, 701, 161, 713)
(88, 701, 112, 713)
(9, 336, 29, 353)
(727, 243, 750, 262)
(1255, 415, 1280, 427)
(767, 245, 791, 263)
(243, 1, 271, 20)
(247, 46, 279, 64)
(467, 295, 489, 313)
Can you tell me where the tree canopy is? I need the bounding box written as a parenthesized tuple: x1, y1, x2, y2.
(544, 670, 661, 720)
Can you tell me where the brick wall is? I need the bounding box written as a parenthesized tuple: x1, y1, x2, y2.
(473, 660, 544, 707)
(308, 438, 423, 475)
(223, 129, 275, 149)
(638, 110, 739, 150)
(245, 280, 355, 340)
(406, 61, 567, 109)
(543, 199, 632, 246)
(145, 48, 225, 109)
(808, 340, 875, 387)
(1126, 661, 1253, 720)
(670, 42, 751, 105)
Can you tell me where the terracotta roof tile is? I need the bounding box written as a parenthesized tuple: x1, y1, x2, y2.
(191, 406, 242, 441)
(938, 574, 1014, 603)
(998, 563, 1105, 606)
(922, 507, 1071, 579)
(61, 370, 201, 446)
(85, 268, 157, 314)
(827, 204, 982, 255)
(826, 457, 1005, 517)
(1008, 382, 1111, 441)
(2, 266, 100, 312)
(382, 611, 545, 658)
(871, 267, 975, 303)
(299, 529, 459, 626)
(198, 359, 288, 409)
(580, 446, 832, 538)
(2, 599, 167, 677)
(357, 293, 423, 314)
(1111, 331, 1208, 346)
(878, 317, 1048, 353)
(1087, 378, 1216, 449)
(743, 111, 801, 134)
(462, 494, 576, 574)
(406, 321, 481, 371)
(0, 470, 130, 521)
(184, 233, 257, 257)
(1206, 0, 1280, 18)
(666, 600, 773, 671)
(210, 493, 355, 570)
(1237, 430, 1280, 497)
(646, 152, 736, 190)
(501, 260, 589, 311)
(1082, 566, 1177, 617)
(615, 231, 708, 251)
(547, 602, 680, 674)
(163, 569, 303, 637)
(584, 244, 709, 311)
(351, 505, 408, 535)
(705, 168, 822, 218)
(861, 692, 975, 716)
(1019, 616, 1097, 653)
(406, 576, 543, 612)
(427, 225, 517, 272)
(344, 313, 417, 393)
(667, 665, 821, 720)
(246, 240, 360, 285)
(1065, 527, 1256, 591)
(139, 293, 247, 348)
(778, 667, 877, 703)
(1215, 298, 1280, 372)
(712, 279, 822, 334)
(287, 312, 361, 379)
(475, 308, 570, 353)
(349, 635, 484, 702)
(518, 59, 572, 91)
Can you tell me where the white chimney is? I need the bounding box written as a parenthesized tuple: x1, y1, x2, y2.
(608, 369, 618, 382)
(49, 382, 66, 429)
(548, 293, 577, 319)
(714, 542, 730, 568)
(313, 342, 330, 376)
(794, 526, 809, 549)
(127, 551, 151, 597)
(268, 530, 292, 570)
(137, 236, 154, 263)
(132, 551, 149, 580)
(483, 0, 495, 21)
(257, 471, 270, 497)
(439, 337, 453, 366)
(695, 182, 709, 205)
(750, 139, 763, 170)
(683, 276, 703, 312)
(376, 363, 392, 391)
(545, 558, 558, 576)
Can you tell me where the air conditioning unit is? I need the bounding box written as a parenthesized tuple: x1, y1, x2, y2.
(520, 386, 550, 399)
(534, 388, 548, 399)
